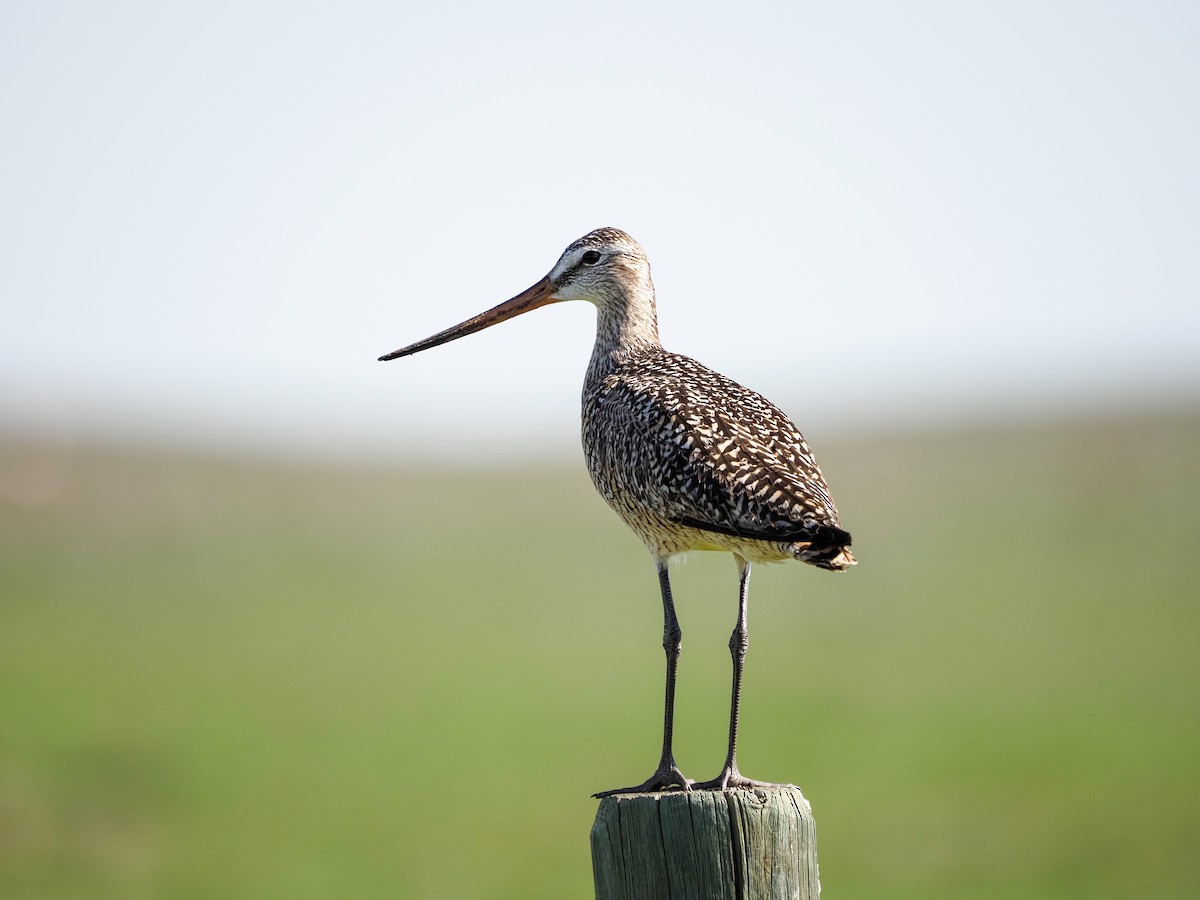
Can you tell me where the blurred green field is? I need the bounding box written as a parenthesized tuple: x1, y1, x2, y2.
(1, 411, 1198, 898)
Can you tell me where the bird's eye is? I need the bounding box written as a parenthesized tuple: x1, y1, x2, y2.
(581, 250, 602, 265)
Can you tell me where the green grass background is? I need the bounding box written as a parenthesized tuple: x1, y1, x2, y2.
(2, 412, 1197, 898)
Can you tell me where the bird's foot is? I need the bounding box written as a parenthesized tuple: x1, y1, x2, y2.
(593, 762, 694, 798)
(692, 764, 796, 792)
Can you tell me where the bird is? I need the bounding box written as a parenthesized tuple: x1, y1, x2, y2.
(379, 227, 854, 796)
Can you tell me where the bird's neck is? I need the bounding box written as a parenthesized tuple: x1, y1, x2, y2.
(586, 283, 662, 381)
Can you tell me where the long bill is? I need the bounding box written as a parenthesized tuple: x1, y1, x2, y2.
(378, 276, 558, 361)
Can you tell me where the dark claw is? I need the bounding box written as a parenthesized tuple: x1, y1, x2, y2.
(593, 764, 694, 798)
(690, 764, 796, 792)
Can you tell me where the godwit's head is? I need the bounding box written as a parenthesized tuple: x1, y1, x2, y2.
(378, 227, 657, 362)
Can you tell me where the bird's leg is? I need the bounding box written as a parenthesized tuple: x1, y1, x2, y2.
(594, 559, 693, 797)
(695, 559, 790, 792)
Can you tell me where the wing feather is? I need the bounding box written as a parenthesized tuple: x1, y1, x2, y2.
(583, 348, 849, 549)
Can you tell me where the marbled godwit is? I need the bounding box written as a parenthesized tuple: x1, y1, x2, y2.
(379, 228, 854, 795)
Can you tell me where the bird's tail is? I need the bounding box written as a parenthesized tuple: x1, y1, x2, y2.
(793, 524, 856, 571)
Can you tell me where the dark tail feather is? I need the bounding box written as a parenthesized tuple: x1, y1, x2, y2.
(671, 515, 856, 570)
(793, 524, 856, 571)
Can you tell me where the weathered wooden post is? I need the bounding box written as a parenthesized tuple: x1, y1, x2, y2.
(590, 786, 819, 900)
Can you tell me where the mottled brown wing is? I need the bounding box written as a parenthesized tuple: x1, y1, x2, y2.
(587, 350, 847, 546)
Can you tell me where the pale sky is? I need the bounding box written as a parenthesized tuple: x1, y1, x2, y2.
(2, 1, 1197, 461)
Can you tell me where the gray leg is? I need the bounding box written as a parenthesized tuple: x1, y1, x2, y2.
(695, 558, 791, 791)
(594, 558, 693, 797)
